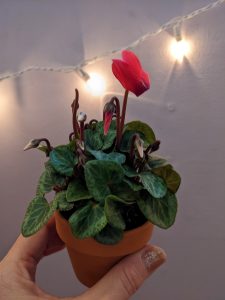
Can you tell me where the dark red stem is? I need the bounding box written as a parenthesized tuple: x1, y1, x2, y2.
(144, 140, 161, 156)
(76, 147, 86, 167)
(129, 134, 139, 161)
(69, 132, 75, 141)
(79, 121, 85, 142)
(118, 89, 129, 146)
(110, 97, 121, 150)
(39, 138, 53, 155)
(136, 140, 161, 173)
(89, 119, 98, 126)
(86, 119, 98, 129)
(71, 89, 80, 139)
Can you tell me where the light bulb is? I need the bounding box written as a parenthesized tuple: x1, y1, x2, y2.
(170, 39, 190, 62)
(86, 72, 106, 96)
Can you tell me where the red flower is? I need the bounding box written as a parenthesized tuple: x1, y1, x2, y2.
(112, 50, 150, 97)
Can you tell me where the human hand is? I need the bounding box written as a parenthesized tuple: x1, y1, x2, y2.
(0, 217, 166, 300)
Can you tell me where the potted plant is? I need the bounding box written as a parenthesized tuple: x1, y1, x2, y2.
(21, 50, 181, 287)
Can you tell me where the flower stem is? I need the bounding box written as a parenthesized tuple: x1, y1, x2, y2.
(136, 140, 161, 173)
(79, 121, 85, 142)
(129, 134, 139, 161)
(69, 132, 75, 141)
(89, 119, 98, 126)
(144, 140, 161, 156)
(110, 97, 121, 150)
(118, 89, 129, 146)
(71, 89, 80, 139)
(85, 119, 98, 130)
(37, 138, 53, 156)
(76, 144, 86, 167)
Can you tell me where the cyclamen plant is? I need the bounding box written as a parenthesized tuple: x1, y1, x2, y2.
(21, 50, 181, 245)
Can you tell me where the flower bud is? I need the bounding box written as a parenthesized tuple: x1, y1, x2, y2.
(77, 112, 87, 122)
(103, 102, 116, 135)
(151, 140, 160, 152)
(23, 139, 41, 151)
(76, 140, 85, 151)
(103, 102, 116, 114)
(135, 137, 144, 158)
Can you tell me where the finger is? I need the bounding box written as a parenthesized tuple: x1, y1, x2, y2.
(83, 244, 166, 300)
(6, 216, 64, 265)
(43, 218, 65, 256)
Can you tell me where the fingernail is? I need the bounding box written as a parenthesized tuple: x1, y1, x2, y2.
(141, 246, 167, 273)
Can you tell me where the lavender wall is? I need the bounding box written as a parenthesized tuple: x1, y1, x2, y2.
(1, 1, 225, 299)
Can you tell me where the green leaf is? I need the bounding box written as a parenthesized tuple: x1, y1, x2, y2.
(137, 191, 177, 228)
(49, 145, 78, 176)
(84, 121, 116, 151)
(94, 224, 123, 245)
(21, 195, 57, 237)
(54, 191, 74, 211)
(148, 156, 168, 169)
(66, 178, 92, 202)
(96, 119, 117, 131)
(102, 130, 116, 150)
(69, 201, 107, 239)
(36, 163, 66, 195)
(87, 148, 126, 164)
(122, 165, 139, 178)
(84, 160, 124, 202)
(67, 139, 76, 152)
(84, 129, 103, 150)
(124, 121, 156, 144)
(110, 182, 138, 204)
(152, 165, 181, 193)
(105, 195, 126, 230)
(123, 178, 143, 191)
(139, 172, 167, 198)
(96, 121, 116, 150)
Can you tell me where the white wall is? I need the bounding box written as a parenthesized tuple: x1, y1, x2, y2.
(0, 1, 225, 299)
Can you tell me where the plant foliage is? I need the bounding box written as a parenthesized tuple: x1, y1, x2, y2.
(21, 51, 181, 245)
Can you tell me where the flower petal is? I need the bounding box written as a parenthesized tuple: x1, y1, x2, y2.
(112, 60, 132, 90)
(122, 50, 142, 74)
(140, 70, 150, 90)
(112, 50, 150, 96)
(112, 60, 139, 91)
(112, 60, 150, 96)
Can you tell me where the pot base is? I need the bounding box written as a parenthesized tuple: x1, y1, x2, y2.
(55, 211, 154, 287)
(67, 246, 123, 287)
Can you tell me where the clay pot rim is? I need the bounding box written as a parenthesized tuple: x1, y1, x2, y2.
(55, 211, 154, 256)
(57, 210, 151, 237)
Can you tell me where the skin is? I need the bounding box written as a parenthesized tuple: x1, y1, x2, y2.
(0, 217, 166, 300)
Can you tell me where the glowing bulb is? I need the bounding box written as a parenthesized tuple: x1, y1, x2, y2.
(86, 72, 106, 96)
(170, 39, 190, 62)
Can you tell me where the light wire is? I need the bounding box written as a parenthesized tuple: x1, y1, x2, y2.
(0, 0, 224, 82)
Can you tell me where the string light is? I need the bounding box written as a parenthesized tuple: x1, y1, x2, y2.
(86, 73, 106, 97)
(170, 39, 190, 62)
(0, 0, 224, 84)
(76, 68, 106, 96)
(170, 21, 191, 62)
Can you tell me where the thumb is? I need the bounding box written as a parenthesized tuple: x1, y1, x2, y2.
(84, 245, 167, 300)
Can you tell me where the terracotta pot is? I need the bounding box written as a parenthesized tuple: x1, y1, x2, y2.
(55, 211, 154, 287)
